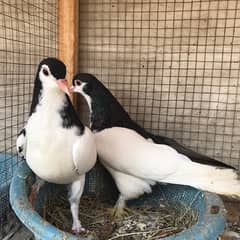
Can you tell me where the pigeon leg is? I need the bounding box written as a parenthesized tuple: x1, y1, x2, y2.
(108, 195, 135, 218)
(29, 176, 44, 206)
(69, 174, 86, 234)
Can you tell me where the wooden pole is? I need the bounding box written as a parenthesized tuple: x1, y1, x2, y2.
(58, 0, 79, 102)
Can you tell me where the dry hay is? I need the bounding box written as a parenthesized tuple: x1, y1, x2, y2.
(41, 193, 198, 240)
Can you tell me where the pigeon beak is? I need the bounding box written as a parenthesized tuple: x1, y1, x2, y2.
(56, 79, 71, 97)
(70, 86, 75, 93)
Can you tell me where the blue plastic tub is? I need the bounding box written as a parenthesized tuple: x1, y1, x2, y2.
(10, 161, 226, 240)
(0, 153, 18, 221)
(0, 153, 18, 192)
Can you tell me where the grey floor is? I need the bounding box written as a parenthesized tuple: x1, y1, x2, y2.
(1, 213, 33, 240)
(5, 227, 33, 240)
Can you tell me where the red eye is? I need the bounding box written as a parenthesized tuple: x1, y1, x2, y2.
(75, 79, 81, 86)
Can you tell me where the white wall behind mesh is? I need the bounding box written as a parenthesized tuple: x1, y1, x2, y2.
(0, 0, 58, 154)
(0, 2, 58, 231)
(78, 0, 240, 169)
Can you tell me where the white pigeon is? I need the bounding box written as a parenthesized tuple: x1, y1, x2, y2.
(16, 58, 97, 233)
(94, 127, 240, 216)
(71, 76, 240, 217)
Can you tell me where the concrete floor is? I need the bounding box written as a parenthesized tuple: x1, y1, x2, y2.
(218, 200, 240, 240)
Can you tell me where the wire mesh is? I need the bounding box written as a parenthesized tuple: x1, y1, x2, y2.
(78, 0, 240, 170)
(0, 0, 58, 236)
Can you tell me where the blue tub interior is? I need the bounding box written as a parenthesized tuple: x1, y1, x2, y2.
(10, 161, 226, 240)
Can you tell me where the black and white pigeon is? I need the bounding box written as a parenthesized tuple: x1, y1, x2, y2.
(16, 128, 26, 159)
(16, 59, 97, 233)
(70, 73, 233, 168)
(71, 73, 240, 217)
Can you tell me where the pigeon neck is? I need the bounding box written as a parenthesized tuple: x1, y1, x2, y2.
(89, 91, 138, 133)
(59, 95, 85, 133)
(89, 97, 111, 131)
(29, 78, 42, 116)
(40, 86, 66, 109)
(81, 91, 92, 114)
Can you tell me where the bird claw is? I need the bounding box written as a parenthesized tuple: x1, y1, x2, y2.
(107, 207, 134, 219)
(71, 227, 87, 235)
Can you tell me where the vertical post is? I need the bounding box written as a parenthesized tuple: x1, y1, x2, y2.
(58, 0, 79, 102)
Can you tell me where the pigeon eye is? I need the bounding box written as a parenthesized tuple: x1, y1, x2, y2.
(75, 80, 81, 86)
(43, 68, 49, 76)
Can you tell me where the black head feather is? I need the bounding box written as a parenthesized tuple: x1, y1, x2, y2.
(29, 58, 84, 134)
(29, 58, 66, 115)
(38, 57, 66, 80)
(72, 73, 136, 131)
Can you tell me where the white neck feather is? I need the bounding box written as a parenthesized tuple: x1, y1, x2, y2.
(38, 87, 66, 112)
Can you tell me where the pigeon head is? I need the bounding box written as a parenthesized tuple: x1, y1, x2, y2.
(37, 58, 70, 96)
(71, 73, 121, 109)
(30, 58, 70, 115)
(71, 73, 97, 97)
(71, 73, 132, 131)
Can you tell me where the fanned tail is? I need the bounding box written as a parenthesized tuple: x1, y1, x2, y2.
(160, 162, 240, 198)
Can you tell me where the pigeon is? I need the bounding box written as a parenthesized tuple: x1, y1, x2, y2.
(16, 128, 26, 159)
(71, 73, 240, 217)
(16, 59, 97, 233)
(70, 73, 233, 169)
(16, 127, 45, 204)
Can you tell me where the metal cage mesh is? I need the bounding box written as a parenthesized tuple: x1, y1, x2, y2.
(78, 0, 240, 170)
(0, 0, 58, 236)
(0, 0, 239, 238)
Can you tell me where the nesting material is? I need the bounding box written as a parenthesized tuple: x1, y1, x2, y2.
(42, 194, 198, 240)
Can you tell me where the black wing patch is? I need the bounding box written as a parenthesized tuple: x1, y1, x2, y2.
(59, 95, 85, 136)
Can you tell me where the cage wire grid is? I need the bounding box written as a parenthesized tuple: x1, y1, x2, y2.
(0, 0, 58, 236)
(78, 0, 240, 170)
(0, 0, 240, 238)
